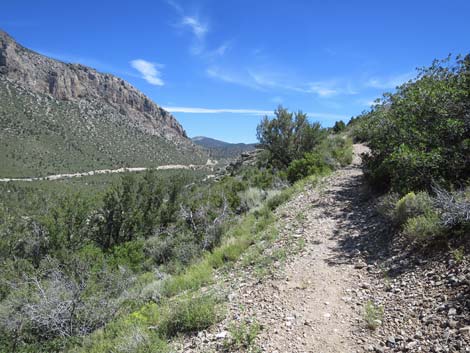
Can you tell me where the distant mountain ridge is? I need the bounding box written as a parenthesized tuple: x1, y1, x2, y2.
(191, 136, 256, 159)
(0, 30, 207, 177)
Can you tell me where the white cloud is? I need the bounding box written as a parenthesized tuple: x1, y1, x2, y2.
(163, 106, 271, 115)
(208, 42, 231, 57)
(163, 106, 348, 121)
(181, 16, 208, 40)
(366, 72, 415, 89)
(207, 66, 358, 98)
(308, 83, 337, 97)
(130, 59, 164, 86)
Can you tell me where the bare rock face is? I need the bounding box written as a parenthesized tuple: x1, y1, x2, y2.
(0, 30, 186, 142)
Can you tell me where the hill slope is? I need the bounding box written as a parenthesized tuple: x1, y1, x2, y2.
(191, 136, 256, 159)
(0, 30, 207, 177)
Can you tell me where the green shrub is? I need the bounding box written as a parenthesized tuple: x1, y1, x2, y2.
(364, 301, 383, 330)
(360, 55, 470, 193)
(394, 191, 435, 226)
(265, 190, 292, 210)
(158, 294, 220, 338)
(376, 193, 400, 220)
(239, 187, 266, 212)
(403, 213, 442, 239)
(318, 136, 353, 167)
(226, 320, 261, 350)
(256, 106, 325, 169)
(287, 152, 331, 183)
(160, 261, 213, 298)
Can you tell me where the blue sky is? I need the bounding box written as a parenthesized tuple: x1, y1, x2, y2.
(2, 0, 469, 143)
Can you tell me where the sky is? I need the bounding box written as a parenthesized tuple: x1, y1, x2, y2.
(1, 0, 470, 143)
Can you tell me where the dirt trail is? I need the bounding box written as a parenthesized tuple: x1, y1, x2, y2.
(182, 144, 375, 353)
(182, 144, 374, 353)
(243, 144, 371, 352)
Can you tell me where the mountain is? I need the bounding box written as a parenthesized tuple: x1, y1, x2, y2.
(0, 30, 207, 177)
(191, 136, 256, 159)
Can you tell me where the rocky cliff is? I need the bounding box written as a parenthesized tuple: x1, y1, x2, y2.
(0, 30, 186, 142)
(0, 30, 209, 177)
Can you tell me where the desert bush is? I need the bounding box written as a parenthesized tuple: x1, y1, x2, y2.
(158, 294, 219, 338)
(107, 321, 169, 353)
(403, 213, 443, 239)
(364, 301, 383, 330)
(160, 261, 213, 298)
(433, 185, 470, 228)
(319, 135, 353, 168)
(287, 152, 330, 183)
(360, 55, 470, 193)
(226, 319, 261, 351)
(376, 193, 400, 220)
(256, 106, 325, 169)
(394, 192, 436, 226)
(0, 256, 131, 348)
(239, 187, 266, 212)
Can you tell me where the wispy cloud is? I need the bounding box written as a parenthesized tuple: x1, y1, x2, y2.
(206, 42, 231, 58)
(206, 67, 261, 90)
(366, 72, 415, 89)
(166, 1, 230, 58)
(207, 66, 358, 98)
(181, 16, 208, 40)
(308, 83, 338, 97)
(130, 59, 164, 86)
(163, 106, 347, 121)
(164, 106, 271, 115)
(309, 80, 358, 97)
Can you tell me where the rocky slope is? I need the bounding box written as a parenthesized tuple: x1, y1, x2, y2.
(0, 30, 207, 177)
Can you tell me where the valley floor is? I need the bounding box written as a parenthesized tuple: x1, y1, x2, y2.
(0, 163, 211, 182)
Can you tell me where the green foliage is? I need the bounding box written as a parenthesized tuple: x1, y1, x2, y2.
(394, 192, 435, 226)
(287, 152, 331, 183)
(451, 247, 465, 263)
(93, 172, 184, 249)
(256, 106, 325, 169)
(226, 320, 261, 351)
(332, 120, 346, 133)
(160, 261, 213, 298)
(359, 55, 470, 193)
(364, 301, 384, 330)
(403, 213, 442, 239)
(392, 191, 443, 239)
(286, 137, 352, 183)
(158, 294, 220, 338)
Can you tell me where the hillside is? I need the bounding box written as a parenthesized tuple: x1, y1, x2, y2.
(0, 30, 207, 177)
(192, 136, 256, 159)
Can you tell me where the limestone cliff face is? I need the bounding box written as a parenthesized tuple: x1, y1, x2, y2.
(0, 30, 187, 142)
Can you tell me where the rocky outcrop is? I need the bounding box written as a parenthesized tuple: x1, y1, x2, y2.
(0, 30, 186, 142)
